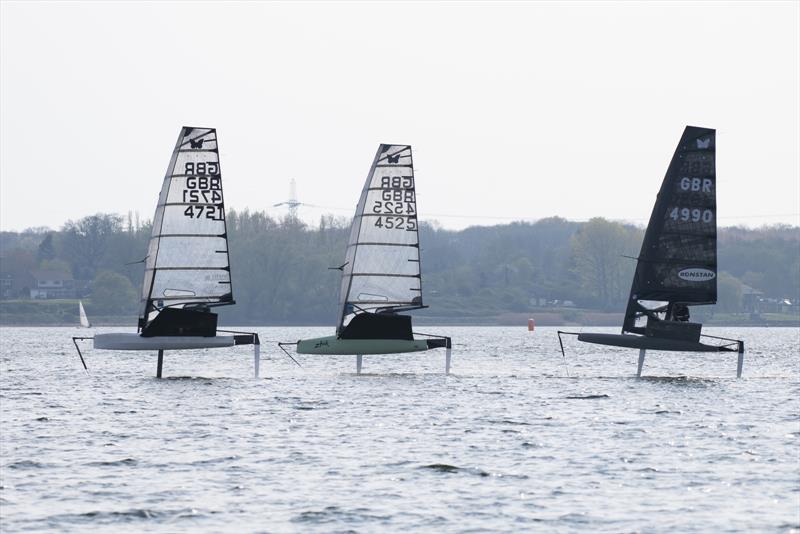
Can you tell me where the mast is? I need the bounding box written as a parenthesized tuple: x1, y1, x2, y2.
(623, 126, 717, 334)
(138, 127, 234, 330)
(335, 144, 423, 335)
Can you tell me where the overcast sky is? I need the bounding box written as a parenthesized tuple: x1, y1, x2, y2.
(1, 1, 798, 231)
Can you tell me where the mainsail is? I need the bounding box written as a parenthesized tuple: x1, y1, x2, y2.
(623, 126, 717, 334)
(335, 144, 423, 335)
(79, 300, 91, 328)
(138, 127, 233, 330)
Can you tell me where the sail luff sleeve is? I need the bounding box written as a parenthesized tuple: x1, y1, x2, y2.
(623, 126, 717, 332)
(139, 130, 184, 325)
(336, 144, 421, 334)
(138, 127, 232, 326)
(335, 151, 376, 335)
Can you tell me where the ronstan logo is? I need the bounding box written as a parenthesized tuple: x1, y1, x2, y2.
(678, 268, 716, 282)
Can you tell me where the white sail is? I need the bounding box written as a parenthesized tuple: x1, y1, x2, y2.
(138, 127, 233, 328)
(336, 144, 423, 334)
(78, 300, 91, 328)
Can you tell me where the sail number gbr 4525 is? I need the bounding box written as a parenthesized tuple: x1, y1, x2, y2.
(181, 162, 224, 221)
(371, 175, 417, 231)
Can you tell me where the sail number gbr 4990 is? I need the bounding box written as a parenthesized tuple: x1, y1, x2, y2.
(371, 175, 417, 231)
(181, 161, 224, 221)
(666, 175, 714, 224)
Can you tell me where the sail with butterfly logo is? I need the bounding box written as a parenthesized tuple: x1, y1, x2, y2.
(335, 144, 423, 335)
(559, 126, 745, 378)
(77, 127, 260, 379)
(137, 126, 233, 335)
(622, 125, 718, 334)
(291, 144, 451, 373)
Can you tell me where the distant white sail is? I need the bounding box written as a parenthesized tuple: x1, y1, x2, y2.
(79, 300, 91, 328)
(138, 127, 233, 329)
(335, 144, 423, 335)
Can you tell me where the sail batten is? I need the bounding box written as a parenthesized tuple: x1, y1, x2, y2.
(357, 213, 416, 218)
(138, 127, 233, 328)
(347, 242, 419, 248)
(623, 126, 717, 334)
(335, 144, 423, 335)
(350, 273, 421, 278)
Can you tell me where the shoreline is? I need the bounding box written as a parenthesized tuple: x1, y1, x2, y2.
(3, 304, 797, 328)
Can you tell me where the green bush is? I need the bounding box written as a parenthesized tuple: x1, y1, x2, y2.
(91, 271, 137, 314)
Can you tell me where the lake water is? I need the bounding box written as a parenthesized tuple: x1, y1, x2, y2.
(1, 326, 798, 532)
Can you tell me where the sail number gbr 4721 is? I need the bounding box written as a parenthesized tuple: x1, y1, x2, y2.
(181, 162, 224, 221)
(371, 175, 417, 231)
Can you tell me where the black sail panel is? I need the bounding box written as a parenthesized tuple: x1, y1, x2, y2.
(336, 144, 422, 335)
(138, 127, 233, 329)
(623, 126, 717, 333)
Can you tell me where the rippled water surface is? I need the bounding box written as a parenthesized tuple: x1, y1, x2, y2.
(1, 326, 799, 532)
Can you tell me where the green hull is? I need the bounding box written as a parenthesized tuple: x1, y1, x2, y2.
(297, 335, 432, 355)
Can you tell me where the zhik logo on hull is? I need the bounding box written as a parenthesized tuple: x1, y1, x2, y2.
(678, 268, 716, 282)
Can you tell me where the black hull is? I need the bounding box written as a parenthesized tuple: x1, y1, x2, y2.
(577, 333, 737, 352)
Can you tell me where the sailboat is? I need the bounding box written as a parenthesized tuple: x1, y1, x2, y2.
(287, 144, 451, 374)
(72, 127, 260, 378)
(558, 126, 745, 377)
(78, 300, 91, 328)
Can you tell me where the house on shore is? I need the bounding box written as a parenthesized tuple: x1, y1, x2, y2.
(29, 270, 76, 299)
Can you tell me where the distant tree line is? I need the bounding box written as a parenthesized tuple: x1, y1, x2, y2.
(1, 210, 798, 324)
